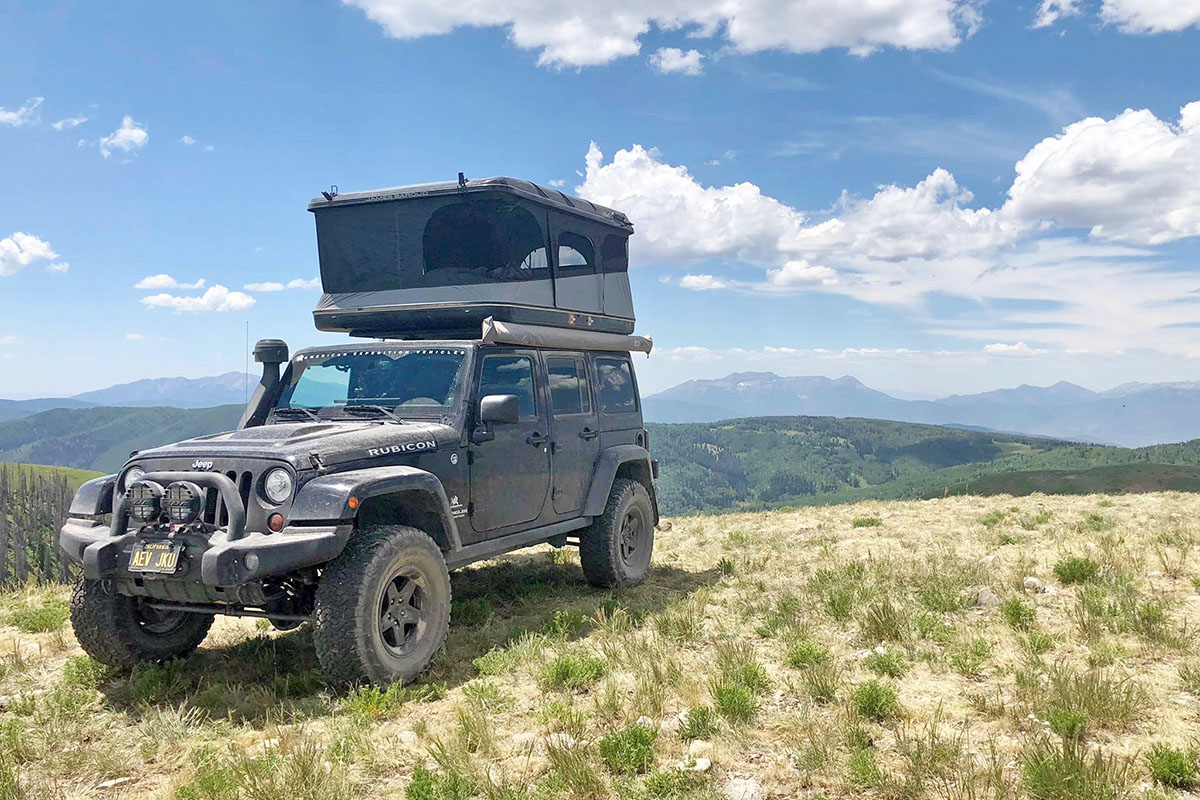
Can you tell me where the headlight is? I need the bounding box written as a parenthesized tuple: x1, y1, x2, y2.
(263, 469, 293, 504)
(127, 481, 164, 524)
(164, 481, 205, 525)
(123, 466, 146, 491)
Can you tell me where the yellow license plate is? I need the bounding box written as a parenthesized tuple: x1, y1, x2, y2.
(128, 541, 183, 574)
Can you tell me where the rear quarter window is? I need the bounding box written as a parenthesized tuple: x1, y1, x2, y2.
(594, 356, 638, 415)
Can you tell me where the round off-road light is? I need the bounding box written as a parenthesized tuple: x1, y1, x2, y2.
(263, 469, 293, 505)
(123, 466, 146, 491)
(127, 481, 165, 524)
(164, 481, 205, 525)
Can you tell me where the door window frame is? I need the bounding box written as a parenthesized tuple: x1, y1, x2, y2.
(544, 352, 594, 418)
(476, 351, 541, 422)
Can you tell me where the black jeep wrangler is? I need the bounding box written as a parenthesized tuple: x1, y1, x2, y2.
(58, 176, 660, 686)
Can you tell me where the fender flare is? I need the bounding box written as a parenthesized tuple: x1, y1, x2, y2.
(68, 475, 117, 517)
(290, 466, 462, 551)
(582, 445, 656, 518)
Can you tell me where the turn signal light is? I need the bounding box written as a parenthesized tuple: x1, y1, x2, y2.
(267, 513, 285, 532)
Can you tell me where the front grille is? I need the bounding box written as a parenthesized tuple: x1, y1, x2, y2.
(204, 470, 255, 526)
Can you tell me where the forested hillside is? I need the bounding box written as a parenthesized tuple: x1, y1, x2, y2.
(650, 416, 1200, 514)
(0, 405, 243, 473)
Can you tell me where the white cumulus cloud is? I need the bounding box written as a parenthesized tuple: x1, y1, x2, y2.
(0, 97, 43, 127)
(98, 115, 149, 159)
(649, 47, 703, 76)
(766, 259, 839, 287)
(243, 277, 321, 292)
(578, 142, 810, 264)
(1101, 0, 1200, 33)
(134, 274, 206, 290)
(1003, 102, 1200, 245)
(0, 232, 58, 277)
(344, 0, 982, 68)
(141, 285, 256, 313)
(45, 261, 69, 273)
(125, 333, 145, 341)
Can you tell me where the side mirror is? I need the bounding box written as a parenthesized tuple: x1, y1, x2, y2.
(479, 394, 520, 425)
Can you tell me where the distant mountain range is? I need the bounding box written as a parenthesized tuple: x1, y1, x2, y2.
(5, 369, 1200, 448)
(644, 372, 1200, 447)
(0, 373, 253, 422)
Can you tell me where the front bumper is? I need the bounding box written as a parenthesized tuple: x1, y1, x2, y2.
(59, 518, 352, 587)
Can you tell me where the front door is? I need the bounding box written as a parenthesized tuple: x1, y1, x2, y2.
(545, 353, 600, 514)
(469, 351, 551, 533)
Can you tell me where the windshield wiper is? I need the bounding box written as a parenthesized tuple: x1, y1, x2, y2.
(270, 407, 322, 423)
(340, 405, 404, 424)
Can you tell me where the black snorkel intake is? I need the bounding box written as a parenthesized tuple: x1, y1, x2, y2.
(238, 338, 289, 429)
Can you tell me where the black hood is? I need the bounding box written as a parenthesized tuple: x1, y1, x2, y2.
(131, 420, 458, 469)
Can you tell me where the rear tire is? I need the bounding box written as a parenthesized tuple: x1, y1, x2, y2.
(311, 525, 451, 687)
(70, 579, 214, 668)
(579, 478, 655, 588)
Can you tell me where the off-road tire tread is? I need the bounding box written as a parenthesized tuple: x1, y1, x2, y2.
(312, 525, 451, 687)
(70, 579, 214, 668)
(579, 478, 653, 588)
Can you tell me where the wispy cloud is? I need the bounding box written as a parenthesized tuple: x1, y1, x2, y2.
(51, 115, 88, 131)
(926, 66, 1086, 126)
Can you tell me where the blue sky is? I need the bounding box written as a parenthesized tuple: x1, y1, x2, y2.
(3, 0, 1200, 398)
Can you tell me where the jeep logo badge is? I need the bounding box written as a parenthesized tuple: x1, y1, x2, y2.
(191, 460, 215, 471)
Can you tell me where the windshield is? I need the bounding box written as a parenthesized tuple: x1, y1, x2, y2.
(274, 348, 468, 418)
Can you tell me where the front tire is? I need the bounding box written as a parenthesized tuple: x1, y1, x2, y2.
(579, 478, 655, 588)
(70, 580, 214, 668)
(311, 525, 451, 687)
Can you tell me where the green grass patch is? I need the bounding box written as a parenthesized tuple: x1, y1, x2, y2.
(597, 722, 657, 775)
(1054, 557, 1101, 584)
(1147, 743, 1198, 790)
(852, 516, 883, 528)
(8, 597, 68, 633)
(852, 680, 898, 722)
(863, 648, 908, 678)
(539, 652, 608, 691)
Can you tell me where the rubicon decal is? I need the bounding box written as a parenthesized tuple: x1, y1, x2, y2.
(366, 441, 437, 457)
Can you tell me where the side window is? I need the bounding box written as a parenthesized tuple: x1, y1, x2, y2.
(422, 197, 549, 285)
(601, 235, 629, 273)
(595, 357, 638, 414)
(547, 356, 591, 416)
(479, 355, 538, 419)
(557, 232, 595, 274)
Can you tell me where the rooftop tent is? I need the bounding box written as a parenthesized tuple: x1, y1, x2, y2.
(309, 177, 636, 339)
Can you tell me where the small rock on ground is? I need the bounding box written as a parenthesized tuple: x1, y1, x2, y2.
(1023, 576, 1046, 593)
(723, 778, 763, 800)
(975, 586, 1000, 608)
(688, 739, 714, 759)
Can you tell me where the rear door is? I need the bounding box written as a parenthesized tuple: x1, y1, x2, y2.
(469, 351, 551, 533)
(545, 353, 600, 514)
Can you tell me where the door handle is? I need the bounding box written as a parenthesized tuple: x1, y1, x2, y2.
(526, 432, 550, 447)
(579, 428, 600, 440)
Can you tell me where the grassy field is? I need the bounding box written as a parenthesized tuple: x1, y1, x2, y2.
(3, 493, 1200, 799)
